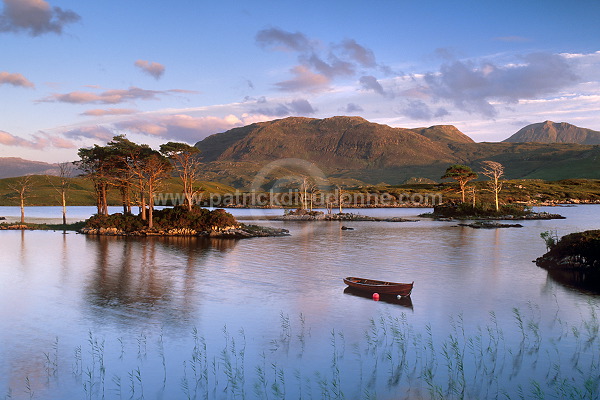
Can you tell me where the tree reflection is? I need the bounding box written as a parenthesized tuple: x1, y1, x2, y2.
(83, 236, 239, 326)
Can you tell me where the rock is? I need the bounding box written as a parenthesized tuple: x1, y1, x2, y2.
(457, 221, 523, 229)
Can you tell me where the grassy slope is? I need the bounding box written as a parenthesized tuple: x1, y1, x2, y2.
(2, 175, 600, 206)
(0, 175, 237, 207)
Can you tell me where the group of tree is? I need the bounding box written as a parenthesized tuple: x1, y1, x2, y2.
(75, 135, 201, 228)
(442, 161, 504, 210)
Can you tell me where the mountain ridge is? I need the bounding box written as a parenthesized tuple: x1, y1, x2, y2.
(504, 121, 600, 144)
(194, 116, 600, 187)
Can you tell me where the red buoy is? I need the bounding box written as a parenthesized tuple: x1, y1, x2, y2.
(372, 293, 380, 301)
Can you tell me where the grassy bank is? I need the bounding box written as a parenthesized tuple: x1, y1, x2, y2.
(1, 176, 600, 208)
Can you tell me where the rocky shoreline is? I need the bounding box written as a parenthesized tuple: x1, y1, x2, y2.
(274, 212, 418, 222)
(422, 211, 566, 221)
(79, 223, 290, 238)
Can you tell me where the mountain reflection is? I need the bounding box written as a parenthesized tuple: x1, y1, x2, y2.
(83, 235, 238, 326)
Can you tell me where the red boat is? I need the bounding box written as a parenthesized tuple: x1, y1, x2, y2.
(343, 277, 414, 297)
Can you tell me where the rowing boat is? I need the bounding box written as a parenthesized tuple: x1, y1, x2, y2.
(343, 277, 413, 297)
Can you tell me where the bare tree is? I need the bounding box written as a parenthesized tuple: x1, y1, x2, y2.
(9, 175, 32, 224)
(47, 162, 74, 225)
(336, 185, 345, 214)
(160, 142, 202, 211)
(481, 161, 504, 211)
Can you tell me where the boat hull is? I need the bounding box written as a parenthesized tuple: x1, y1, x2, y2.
(343, 277, 413, 296)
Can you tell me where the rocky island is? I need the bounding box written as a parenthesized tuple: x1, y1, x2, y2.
(422, 202, 565, 221)
(536, 230, 600, 270)
(274, 208, 418, 222)
(80, 206, 289, 238)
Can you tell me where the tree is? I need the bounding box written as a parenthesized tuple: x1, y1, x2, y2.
(336, 185, 345, 213)
(47, 162, 73, 225)
(128, 149, 172, 228)
(76, 145, 112, 215)
(160, 142, 201, 211)
(441, 164, 477, 202)
(105, 135, 147, 214)
(481, 160, 504, 211)
(8, 175, 32, 224)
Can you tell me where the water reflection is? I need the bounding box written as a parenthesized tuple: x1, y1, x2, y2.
(546, 268, 600, 295)
(83, 236, 239, 326)
(343, 287, 414, 309)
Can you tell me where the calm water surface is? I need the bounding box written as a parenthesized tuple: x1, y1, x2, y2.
(1, 206, 599, 399)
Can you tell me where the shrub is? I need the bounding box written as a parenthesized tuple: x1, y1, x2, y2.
(85, 206, 239, 232)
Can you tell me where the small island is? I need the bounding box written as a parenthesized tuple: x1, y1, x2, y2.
(275, 208, 418, 222)
(79, 206, 289, 238)
(421, 202, 565, 221)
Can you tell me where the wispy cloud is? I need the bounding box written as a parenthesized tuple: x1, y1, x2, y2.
(81, 108, 137, 116)
(134, 59, 165, 80)
(0, 129, 75, 149)
(359, 75, 388, 97)
(399, 100, 449, 120)
(256, 27, 389, 93)
(0, 71, 34, 87)
(0, 0, 80, 36)
(41, 86, 166, 104)
(62, 125, 115, 141)
(256, 28, 312, 52)
(340, 103, 363, 113)
(408, 52, 580, 118)
(113, 114, 251, 143)
(249, 97, 317, 117)
(275, 66, 330, 93)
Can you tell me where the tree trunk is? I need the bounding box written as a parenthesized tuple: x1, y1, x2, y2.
(20, 194, 25, 224)
(148, 181, 154, 229)
(62, 191, 67, 225)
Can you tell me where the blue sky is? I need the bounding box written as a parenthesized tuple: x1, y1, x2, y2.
(1, 0, 600, 162)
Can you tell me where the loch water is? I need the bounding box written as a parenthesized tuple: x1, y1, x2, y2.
(0, 205, 599, 399)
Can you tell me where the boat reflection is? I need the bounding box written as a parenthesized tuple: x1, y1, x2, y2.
(343, 287, 414, 310)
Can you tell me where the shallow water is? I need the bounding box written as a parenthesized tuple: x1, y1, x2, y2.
(0, 205, 599, 399)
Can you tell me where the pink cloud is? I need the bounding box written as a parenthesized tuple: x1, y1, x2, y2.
(0, 130, 76, 149)
(114, 114, 247, 142)
(41, 86, 163, 104)
(81, 108, 137, 116)
(134, 60, 165, 80)
(0, 71, 34, 88)
(275, 65, 330, 92)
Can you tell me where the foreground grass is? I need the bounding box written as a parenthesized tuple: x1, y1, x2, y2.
(3, 304, 599, 400)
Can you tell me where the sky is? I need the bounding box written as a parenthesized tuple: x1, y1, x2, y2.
(1, 0, 600, 163)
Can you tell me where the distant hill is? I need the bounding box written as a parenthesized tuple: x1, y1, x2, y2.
(195, 116, 600, 187)
(0, 157, 62, 179)
(504, 121, 600, 144)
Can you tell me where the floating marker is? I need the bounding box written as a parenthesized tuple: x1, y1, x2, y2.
(372, 293, 380, 301)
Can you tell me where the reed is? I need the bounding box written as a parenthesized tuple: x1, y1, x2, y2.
(5, 304, 600, 400)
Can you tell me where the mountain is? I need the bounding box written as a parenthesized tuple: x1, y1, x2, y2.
(197, 116, 471, 167)
(0, 157, 61, 179)
(504, 121, 600, 144)
(195, 116, 600, 187)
